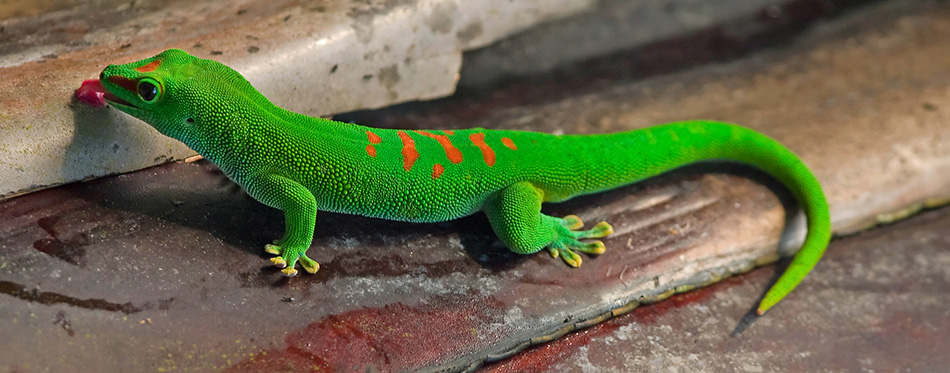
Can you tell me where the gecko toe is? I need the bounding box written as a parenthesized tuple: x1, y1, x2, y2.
(264, 244, 282, 255)
(574, 221, 613, 239)
(549, 245, 583, 267)
(270, 256, 287, 268)
(299, 255, 320, 274)
(561, 215, 584, 230)
(574, 240, 606, 254)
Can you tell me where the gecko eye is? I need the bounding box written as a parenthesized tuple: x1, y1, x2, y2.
(137, 79, 161, 103)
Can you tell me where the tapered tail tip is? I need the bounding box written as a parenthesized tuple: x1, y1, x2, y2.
(757, 289, 785, 315)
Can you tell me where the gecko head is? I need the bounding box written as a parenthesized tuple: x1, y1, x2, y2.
(97, 49, 250, 149)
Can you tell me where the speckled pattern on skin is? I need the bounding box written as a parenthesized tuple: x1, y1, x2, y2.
(93, 49, 829, 314)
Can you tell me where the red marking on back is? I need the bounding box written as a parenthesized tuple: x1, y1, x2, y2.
(366, 144, 377, 157)
(469, 133, 495, 167)
(501, 137, 517, 150)
(367, 131, 382, 144)
(414, 131, 463, 164)
(397, 131, 419, 171)
(108, 76, 138, 94)
(444, 130, 455, 135)
(432, 164, 445, 179)
(135, 59, 162, 73)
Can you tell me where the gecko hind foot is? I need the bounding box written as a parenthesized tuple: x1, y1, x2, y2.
(548, 217, 614, 267)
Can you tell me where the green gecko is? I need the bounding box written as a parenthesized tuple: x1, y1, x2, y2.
(81, 49, 830, 315)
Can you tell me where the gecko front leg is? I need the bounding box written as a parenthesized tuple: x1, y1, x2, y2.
(244, 173, 320, 276)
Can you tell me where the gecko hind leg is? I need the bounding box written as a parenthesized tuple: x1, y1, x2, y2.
(484, 182, 614, 267)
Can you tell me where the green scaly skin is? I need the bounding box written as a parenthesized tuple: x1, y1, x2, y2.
(97, 49, 830, 314)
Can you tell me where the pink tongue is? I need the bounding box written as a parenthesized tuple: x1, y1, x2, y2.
(76, 79, 108, 108)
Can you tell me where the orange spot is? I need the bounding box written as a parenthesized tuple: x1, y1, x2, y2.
(432, 164, 445, 179)
(367, 131, 382, 144)
(135, 59, 162, 73)
(366, 144, 377, 157)
(108, 76, 138, 94)
(397, 131, 419, 171)
(469, 133, 495, 167)
(414, 131, 463, 164)
(501, 137, 517, 150)
(444, 130, 455, 135)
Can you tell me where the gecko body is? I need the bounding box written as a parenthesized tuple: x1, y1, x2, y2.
(89, 49, 830, 314)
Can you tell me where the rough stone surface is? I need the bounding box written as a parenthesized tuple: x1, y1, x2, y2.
(483, 206, 950, 372)
(1, 0, 949, 371)
(461, 0, 772, 87)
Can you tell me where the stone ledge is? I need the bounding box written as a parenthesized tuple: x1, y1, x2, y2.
(0, 0, 593, 198)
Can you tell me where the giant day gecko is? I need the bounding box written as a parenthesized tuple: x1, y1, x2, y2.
(77, 49, 830, 315)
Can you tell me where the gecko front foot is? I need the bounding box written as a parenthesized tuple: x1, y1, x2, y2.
(547, 215, 614, 267)
(265, 244, 320, 276)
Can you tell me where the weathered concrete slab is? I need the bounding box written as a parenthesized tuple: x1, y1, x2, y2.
(482, 206, 950, 371)
(0, 0, 593, 198)
(1, 0, 949, 371)
(461, 0, 782, 87)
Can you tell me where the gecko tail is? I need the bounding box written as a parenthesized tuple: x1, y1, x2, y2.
(693, 121, 831, 315)
(554, 120, 830, 313)
(635, 121, 832, 314)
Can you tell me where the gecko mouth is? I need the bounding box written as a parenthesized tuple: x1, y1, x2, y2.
(75, 78, 140, 109)
(104, 93, 137, 108)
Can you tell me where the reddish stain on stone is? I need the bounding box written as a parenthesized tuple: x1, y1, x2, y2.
(226, 297, 506, 371)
